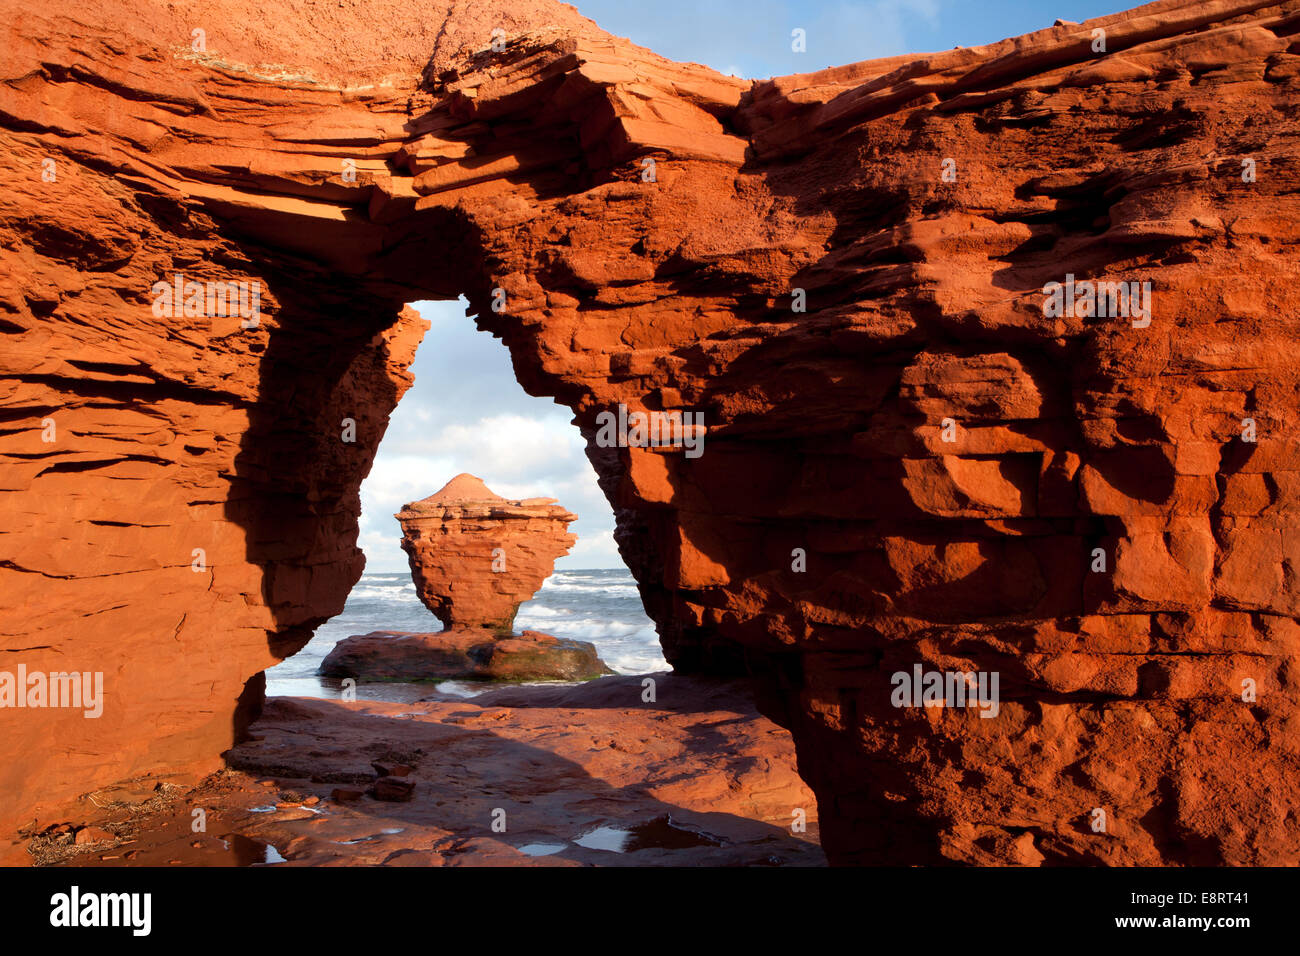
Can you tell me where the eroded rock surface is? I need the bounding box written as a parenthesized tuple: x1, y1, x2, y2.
(320, 629, 612, 682)
(3, 0, 1300, 865)
(320, 474, 602, 682)
(36, 677, 824, 868)
(398, 473, 577, 632)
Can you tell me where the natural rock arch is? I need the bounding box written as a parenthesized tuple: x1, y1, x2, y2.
(3, 0, 1300, 864)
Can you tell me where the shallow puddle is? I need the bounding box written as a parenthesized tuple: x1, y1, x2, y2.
(224, 834, 286, 865)
(66, 828, 286, 867)
(574, 816, 722, 853)
(334, 827, 405, 845)
(517, 843, 568, 856)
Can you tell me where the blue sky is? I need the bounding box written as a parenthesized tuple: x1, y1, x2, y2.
(360, 0, 1146, 572)
(568, 0, 1138, 78)
(357, 300, 610, 571)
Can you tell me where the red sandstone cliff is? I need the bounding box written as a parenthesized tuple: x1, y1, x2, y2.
(2, 0, 1300, 865)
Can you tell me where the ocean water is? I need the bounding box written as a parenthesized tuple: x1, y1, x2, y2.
(265, 568, 667, 701)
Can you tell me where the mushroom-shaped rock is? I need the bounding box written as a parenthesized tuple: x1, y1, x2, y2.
(397, 473, 578, 633)
(321, 475, 610, 683)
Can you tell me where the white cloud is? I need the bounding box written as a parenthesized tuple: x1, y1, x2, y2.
(357, 300, 624, 573)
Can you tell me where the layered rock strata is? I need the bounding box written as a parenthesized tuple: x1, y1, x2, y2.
(2, 0, 1300, 865)
(34, 676, 824, 867)
(397, 473, 578, 633)
(320, 474, 604, 682)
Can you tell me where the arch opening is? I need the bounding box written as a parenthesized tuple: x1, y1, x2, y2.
(262, 296, 667, 701)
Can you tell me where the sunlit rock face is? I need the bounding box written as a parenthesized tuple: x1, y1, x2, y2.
(3, 0, 1300, 865)
(397, 473, 578, 633)
(318, 473, 600, 684)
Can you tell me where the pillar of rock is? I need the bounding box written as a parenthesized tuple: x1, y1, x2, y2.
(397, 473, 578, 634)
(320, 474, 604, 682)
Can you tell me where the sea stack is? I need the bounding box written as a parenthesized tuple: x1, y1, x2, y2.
(397, 473, 578, 633)
(321, 475, 610, 683)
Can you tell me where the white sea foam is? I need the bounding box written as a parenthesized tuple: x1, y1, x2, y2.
(345, 585, 420, 600)
(539, 581, 640, 595)
(266, 568, 667, 698)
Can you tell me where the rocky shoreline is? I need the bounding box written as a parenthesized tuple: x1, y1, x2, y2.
(320, 629, 613, 683)
(317, 474, 615, 686)
(27, 675, 823, 867)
